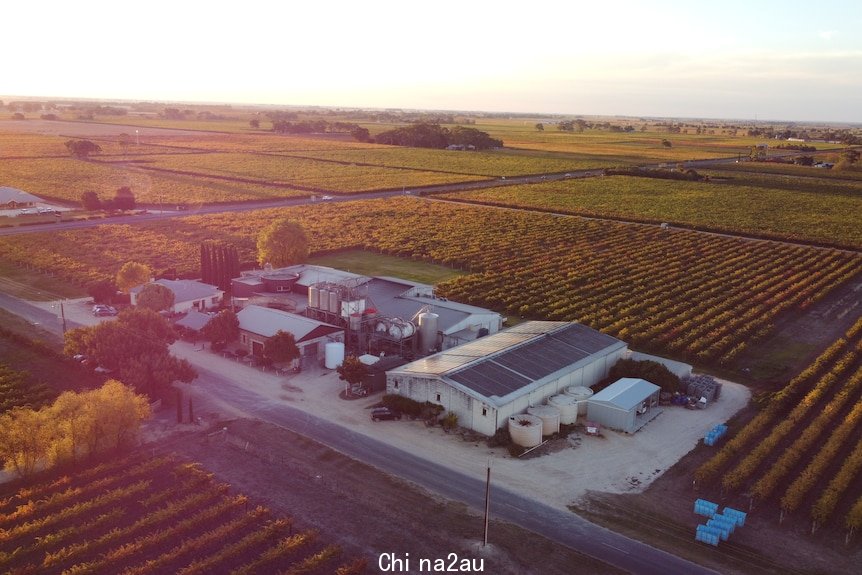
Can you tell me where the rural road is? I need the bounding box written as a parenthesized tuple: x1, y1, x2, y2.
(0, 292, 717, 574)
(187, 360, 718, 575)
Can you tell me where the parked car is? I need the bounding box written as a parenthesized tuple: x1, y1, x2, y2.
(370, 407, 401, 422)
(320, 195, 333, 201)
(92, 304, 118, 317)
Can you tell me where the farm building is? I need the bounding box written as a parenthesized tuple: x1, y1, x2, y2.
(231, 264, 502, 358)
(130, 279, 223, 314)
(586, 377, 661, 433)
(236, 304, 343, 366)
(385, 321, 627, 436)
(0, 187, 41, 208)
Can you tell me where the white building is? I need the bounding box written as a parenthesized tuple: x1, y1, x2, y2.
(236, 305, 343, 364)
(130, 279, 223, 314)
(586, 378, 662, 433)
(385, 321, 628, 436)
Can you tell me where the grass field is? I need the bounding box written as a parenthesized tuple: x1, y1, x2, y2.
(437, 171, 862, 249)
(308, 249, 464, 285)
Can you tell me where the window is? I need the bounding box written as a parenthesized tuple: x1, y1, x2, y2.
(436, 393, 441, 402)
(241, 334, 247, 344)
(482, 407, 487, 417)
(393, 380, 399, 389)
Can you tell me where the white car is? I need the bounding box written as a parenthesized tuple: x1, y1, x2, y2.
(320, 195, 333, 201)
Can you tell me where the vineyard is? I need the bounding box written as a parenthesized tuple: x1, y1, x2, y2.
(0, 453, 364, 574)
(694, 317, 862, 537)
(0, 198, 858, 368)
(0, 363, 54, 414)
(437, 172, 862, 249)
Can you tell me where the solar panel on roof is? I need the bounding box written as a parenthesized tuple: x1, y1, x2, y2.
(450, 362, 531, 398)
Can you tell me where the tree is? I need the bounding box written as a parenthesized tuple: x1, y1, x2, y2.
(64, 139, 102, 159)
(136, 282, 175, 312)
(201, 241, 239, 291)
(64, 309, 195, 398)
(661, 139, 672, 148)
(336, 355, 368, 386)
(118, 132, 133, 154)
(256, 219, 308, 268)
(0, 407, 52, 478)
(88, 279, 118, 303)
(263, 330, 300, 363)
(249, 118, 260, 129)
(608, 358, 680, 394)
(11, 112, 25, 120)
(351, 126, 371, 142)
(113, 186, 136, 211)
(841, 149, 860, 165)
(116, 261, 152, 293)
(200, 309, 239, 346)
(81, 190, 102, 211)
(535, 123, 544, 131)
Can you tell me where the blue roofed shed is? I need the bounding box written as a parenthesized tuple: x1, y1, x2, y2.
(587, 377, 662, 433)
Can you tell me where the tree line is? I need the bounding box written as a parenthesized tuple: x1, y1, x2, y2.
(373, 123, 502, 150)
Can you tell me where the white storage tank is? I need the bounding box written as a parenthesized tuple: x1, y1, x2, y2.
(317, 288, 329, 310)
(564, 386, 594, 416)
(527, 405, 561, 436)
(328, 289, 340, 314)
(548, 395, 578, 425)
(508, 414, 543, 448)
(388, 319, 416, 340)
(418, 312, 439, 353)
(324, 341, 345, 369)
(308, 285, 320, 309)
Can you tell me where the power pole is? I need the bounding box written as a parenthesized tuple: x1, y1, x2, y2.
(59, 301, 67, 334)
(483, 458, 491, 547)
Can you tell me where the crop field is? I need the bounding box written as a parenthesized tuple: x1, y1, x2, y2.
(437, 170, 862, 249)
(0, 198, 858, 368)
(0, 157, 308, 205)
(720, 161, 862, 181)
(124, 152, 489, 193)
(695, 317, 862, 536)
(0, 454, 363, 574)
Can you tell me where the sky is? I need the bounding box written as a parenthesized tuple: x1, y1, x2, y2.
(3, 0, 861, 123)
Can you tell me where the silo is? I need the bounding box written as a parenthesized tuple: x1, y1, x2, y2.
(418, 312, 439, 353)
(324, 341, 345, 369)
(527, 405, 561, 436)
(308, 285, 320, 309)
(564, 386, 594, 416)
(548, 395, 578, 425)
(349, 312, 362, 330)
(317, 287, 329, 310)
(328, 289, 340, 314)
(508, 414, 543, 448)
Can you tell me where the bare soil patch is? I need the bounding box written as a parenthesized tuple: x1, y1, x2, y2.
(167, 418, 621, 575)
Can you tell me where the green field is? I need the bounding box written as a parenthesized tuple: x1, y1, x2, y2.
(438, 171, 862, 249)
(308, 249, 464, 285)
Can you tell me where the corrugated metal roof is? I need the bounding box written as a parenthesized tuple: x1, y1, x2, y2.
(589, 378, 660, 411)
(175, 310, 213, 331)
(237, 305, 342, 342)
(392, 321, 625, 406)
(131, 279, 222, 304)
(0, 187, 42, 204)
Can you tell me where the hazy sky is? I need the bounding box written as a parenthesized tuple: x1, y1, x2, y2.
(4, 0, 861, 122)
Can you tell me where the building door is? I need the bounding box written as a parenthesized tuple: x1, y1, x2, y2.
(252, 340, 264, 357)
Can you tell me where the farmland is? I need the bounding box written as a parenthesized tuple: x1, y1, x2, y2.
(0, 198, 857, 369)
(0, 453, 364, 574)
(437, 169, 862, 249)
(695, 317, 862, 536)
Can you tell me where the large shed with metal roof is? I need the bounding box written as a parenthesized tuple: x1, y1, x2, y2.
(586, 377, 662, 433)
(385, 321, 628, 436)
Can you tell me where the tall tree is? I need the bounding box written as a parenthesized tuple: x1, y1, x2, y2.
(64, 139, 102, 158)
(200, 309, 240, 346)
(113, 186, 136, 211)
(136, 282, 175, 312)
(116, 261, 152, 293)
(264, 330, 300, 363)
(256, 219, 308, 268)
(81, 191, 101, 211)
(336, 355, 368, 386)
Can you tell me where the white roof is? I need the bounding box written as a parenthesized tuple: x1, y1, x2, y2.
(0, 187, 42, 204)
(131, 279, 222, 304)
(589, 378, 660, 411)
(237, 305, 341, 342)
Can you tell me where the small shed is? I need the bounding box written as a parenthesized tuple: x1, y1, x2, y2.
(586, 377, 661, 433)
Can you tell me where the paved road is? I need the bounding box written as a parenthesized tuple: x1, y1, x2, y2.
(189, 361, 717, 575)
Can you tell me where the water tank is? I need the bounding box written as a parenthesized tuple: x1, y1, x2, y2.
(418, 312, 439, 353)
(527, 405, 561, 436)
(508, 414, 543, 448)
(349, 312, 362, 330)
(324, 341, 345, 369)
(317, 288, 329, 310)
(548, 395, 578, 425)
(308, 285, 320, 309)
(328, 289, 340, 314)
(564, 386, 594, 416)
(388, 319, 416, 340)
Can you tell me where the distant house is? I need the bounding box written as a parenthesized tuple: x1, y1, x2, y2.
(130, 279, 223, 314)
(236, 305, 343, 363)
(0, 187, 42, 209)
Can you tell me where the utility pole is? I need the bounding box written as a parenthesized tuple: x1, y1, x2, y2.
(59, 301, 67, 334)
(483, 458, 491, 547)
